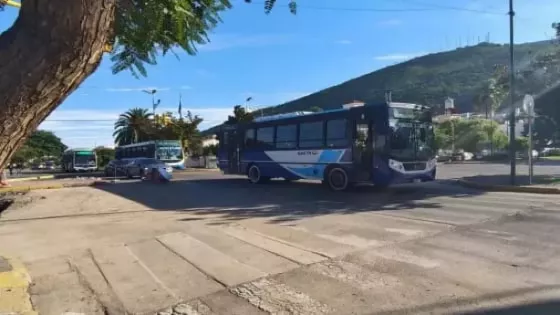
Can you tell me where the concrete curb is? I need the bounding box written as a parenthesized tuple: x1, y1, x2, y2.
(0, 181, 108, 194)
(0, 256, 37, 315)
(456, 179, 560, 194)
(8, 175, 55, 182)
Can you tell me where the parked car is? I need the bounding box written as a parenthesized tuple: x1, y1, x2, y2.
(123, 158, 172, 179)
(451, 151, 473, 161)
(104, 159, 130, 177)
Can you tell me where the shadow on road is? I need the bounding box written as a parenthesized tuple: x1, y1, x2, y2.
(93, 176, 487, 224)
(459, 300, 560, 315)
(423, 285, 560, 315)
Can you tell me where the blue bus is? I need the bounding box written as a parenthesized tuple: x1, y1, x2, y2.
(216, 101, 436, 190)
(115, 140, 185, 169)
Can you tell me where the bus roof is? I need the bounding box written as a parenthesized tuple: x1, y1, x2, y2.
(116, 140, 180, 149)
(64, 148, 94, 152)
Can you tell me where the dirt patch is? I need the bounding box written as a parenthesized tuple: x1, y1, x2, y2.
(0, 198, 14, 215)
(0, 191, 40, 216)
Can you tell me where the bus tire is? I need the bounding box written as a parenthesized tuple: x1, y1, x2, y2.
(325, 166, 350, 191)
(247, 164, 269, 184)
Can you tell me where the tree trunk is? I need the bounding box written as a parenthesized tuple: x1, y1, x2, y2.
(0, 0, 116, 172)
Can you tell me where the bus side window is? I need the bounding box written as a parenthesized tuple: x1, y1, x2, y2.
(276, 125, 297, 149)
(299, 121, 323, 148)
(326, 119, 348, 147)
(256, 127, 274, 149)
(245, 129, 255, 148)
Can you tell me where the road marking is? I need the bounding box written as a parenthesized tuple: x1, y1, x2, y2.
(239, 220, 355, 258)
(157, 232, 266, 287)
(221, 225, 326, 265)
(183, 225, 298, 275)
(230, 278, 333, 315)
(127, 239, 223, 301)
(90, 244, 175, 314)
(69, 252, 127, 315)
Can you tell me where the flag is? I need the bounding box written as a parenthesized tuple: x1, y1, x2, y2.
(246, 96, 253, 102)
(178, 94, 183, 117)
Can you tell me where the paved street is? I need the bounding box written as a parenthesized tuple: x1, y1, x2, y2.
(1, 168, 560, 314)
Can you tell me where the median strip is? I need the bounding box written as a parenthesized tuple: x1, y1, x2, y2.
(456, 179, 560, 194)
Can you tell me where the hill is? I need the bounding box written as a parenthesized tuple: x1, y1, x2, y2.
(204, 40, 560, 134)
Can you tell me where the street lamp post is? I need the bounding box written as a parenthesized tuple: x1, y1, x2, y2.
(143, 89, 160, 126)
(523, 95, 535, 184)
(508, 0, 516, 185)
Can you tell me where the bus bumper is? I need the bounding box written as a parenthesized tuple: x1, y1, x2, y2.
(390, 168, 436, 184)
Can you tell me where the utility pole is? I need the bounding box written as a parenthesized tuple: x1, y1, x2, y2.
(508, 0, 516, 185)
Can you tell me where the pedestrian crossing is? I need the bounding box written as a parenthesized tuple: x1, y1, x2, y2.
(21, 189, 560, 315)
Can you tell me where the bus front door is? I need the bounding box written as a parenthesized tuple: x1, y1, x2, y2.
(353, 122, 373, 180)
(226, 131, 240, 174)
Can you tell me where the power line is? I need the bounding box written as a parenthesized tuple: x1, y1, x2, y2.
(248, 0, 504, 15)
(396, 0, 505, 15)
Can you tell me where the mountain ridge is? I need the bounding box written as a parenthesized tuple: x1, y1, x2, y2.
(204, 40, 560, 134)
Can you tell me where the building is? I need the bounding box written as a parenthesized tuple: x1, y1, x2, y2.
(202, 135, 218, 147)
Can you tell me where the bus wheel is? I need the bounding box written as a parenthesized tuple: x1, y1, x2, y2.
(326, 167, 349, 191)
(248, 165, 268, 184)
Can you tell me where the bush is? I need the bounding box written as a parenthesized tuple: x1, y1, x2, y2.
(547, 148, 560, 156)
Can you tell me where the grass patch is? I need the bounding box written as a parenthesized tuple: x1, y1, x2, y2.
(541, 156, 560, 161)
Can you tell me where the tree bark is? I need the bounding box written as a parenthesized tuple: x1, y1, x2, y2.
(0, 0, 116, 172)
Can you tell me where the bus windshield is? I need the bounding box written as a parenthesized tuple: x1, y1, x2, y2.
(389, 120, 434, 161)
(156, 145, 183, 161)
(75, 153, 96, 165)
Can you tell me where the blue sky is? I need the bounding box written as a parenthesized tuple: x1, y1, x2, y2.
(1, 0, 559, 148)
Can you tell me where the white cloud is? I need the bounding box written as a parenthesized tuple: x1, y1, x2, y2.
(334, 39, 352, 45)
(374, 52, 428, 61)
(378, 19, 403, 26)
(198, 33, 294, 52)
(105, 86, 171, 92)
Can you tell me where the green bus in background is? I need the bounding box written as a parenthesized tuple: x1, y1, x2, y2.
(62, 148, 97, 172)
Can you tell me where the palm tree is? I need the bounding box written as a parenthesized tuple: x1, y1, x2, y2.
(113, 108, 153, 145)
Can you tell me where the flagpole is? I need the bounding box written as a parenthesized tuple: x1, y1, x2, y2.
(178, 93, 183, 119)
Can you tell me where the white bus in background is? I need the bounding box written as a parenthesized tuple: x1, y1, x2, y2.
(62, 148, 97, 172)
(115, 140, 185, 169)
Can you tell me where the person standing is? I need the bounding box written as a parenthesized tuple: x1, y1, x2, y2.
(0, 169, 9, 187)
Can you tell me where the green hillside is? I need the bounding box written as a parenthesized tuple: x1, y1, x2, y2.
(205, 40, 560, 134)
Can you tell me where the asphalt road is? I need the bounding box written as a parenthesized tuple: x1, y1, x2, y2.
(1, 169, 560, 314)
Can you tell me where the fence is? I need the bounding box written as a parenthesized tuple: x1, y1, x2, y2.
(184, 156, 217, 169)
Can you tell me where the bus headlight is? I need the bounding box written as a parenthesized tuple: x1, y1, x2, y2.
(388, 159, 404, 171)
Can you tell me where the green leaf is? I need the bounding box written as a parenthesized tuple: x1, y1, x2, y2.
(110, 0, 295, 76)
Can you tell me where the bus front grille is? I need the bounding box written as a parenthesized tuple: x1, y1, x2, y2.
(402, 162, 427, 171)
